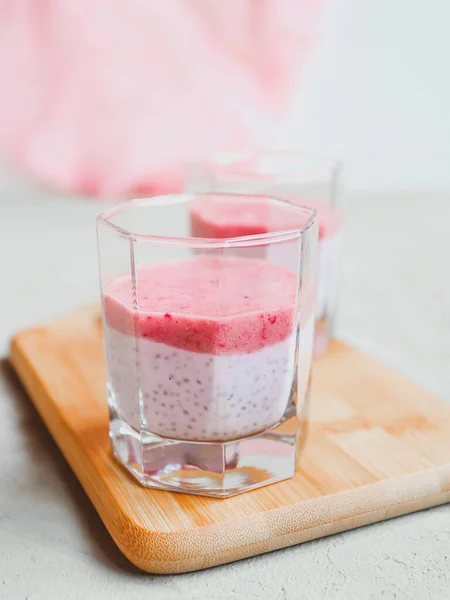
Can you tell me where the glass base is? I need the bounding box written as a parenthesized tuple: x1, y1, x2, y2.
(110, 406, 307, 497)
(314, 314, 332, 357)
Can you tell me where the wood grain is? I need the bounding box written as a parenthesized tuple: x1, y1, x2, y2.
(9, 305, 450, 574)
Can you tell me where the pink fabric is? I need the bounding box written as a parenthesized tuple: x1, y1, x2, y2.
(0, 1, 324, 197)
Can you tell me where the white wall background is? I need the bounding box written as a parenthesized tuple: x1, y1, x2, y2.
(283, 0, 450, 191)
(1, 1, 449, 194)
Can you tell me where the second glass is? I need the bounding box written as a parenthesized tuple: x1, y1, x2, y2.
(97, 193, 317, 497)
(186, 152, 343, 356)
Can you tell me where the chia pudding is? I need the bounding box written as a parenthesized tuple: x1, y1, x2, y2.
(103, 255, 300, 441)
(190, 194, 340, 330)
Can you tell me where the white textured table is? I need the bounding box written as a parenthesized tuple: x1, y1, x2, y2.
(0, 169, 449, 599)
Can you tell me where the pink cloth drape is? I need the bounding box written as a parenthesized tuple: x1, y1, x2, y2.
(0, 1, 324, 197)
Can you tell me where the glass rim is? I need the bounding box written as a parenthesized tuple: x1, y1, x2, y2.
(97, 193, 317, 249)
(191, 149, 344, 182)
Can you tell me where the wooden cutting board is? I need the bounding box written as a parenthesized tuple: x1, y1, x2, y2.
(9, 305, 450, 574)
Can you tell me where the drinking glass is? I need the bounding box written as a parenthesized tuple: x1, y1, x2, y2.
(187, 152, 342, 356)
(97, 193, 317, 497)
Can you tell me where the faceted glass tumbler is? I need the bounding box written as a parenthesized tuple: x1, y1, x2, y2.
(97, 193, 317, 497)
(187, 152, 343, 357)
